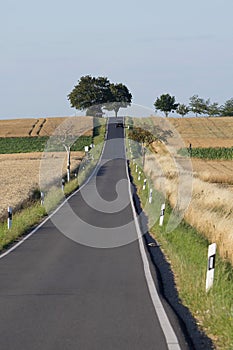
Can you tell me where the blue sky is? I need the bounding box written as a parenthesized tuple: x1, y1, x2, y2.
(1, 0, 233, 119)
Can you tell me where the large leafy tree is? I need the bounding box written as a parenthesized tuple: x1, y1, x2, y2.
(221, 98, 233, 116)
(154, 94, 179, 117)
(68, 75, 112, 116)
(104, 83, 132, 117)
(68, 75, 132, 117)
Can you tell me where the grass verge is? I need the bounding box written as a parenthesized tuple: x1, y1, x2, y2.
(129, 160, 233, 350)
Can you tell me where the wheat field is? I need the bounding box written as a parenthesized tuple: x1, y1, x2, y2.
(0, 152, 84, 220)
(143, 116, 233, 264)
(0, 116, 93, 137)
(168, 117, 233, 148)
(0, 116, 94, 220)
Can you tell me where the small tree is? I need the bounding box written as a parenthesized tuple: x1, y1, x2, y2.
(207, 102, 221, 117)
(176, 104, 190, 117)
(189, 95, 210, 116)
(221, 98, 233, 116)
(128, 126, 157, 166)
(154, 94, 179, 117)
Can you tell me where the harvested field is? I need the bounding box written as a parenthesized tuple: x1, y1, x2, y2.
(191, 158, 233, 185)
(0, 152, 84, 220)
(167, 116, 233, 148)
(39, 117, 93, 136)
(0, 116, 93, 137)
(0, 119, 37, 137)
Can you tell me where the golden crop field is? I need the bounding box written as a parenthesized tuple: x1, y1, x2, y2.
(0, 116, 93, 137)
(0, 152, 84, 220)
(0, 119, 37, 137)
(0, 115, 94, 220)
(146, 116, 233, 264)
(167, 116, 233, 148)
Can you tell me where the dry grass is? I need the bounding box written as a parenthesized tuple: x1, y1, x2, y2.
(144, 150, 233, 265)
(0, 152, 84, 219)
(0, 116, 93, 137)
(191, 158, 233, 185)
(143, 117, 233, 264)
(144, 114, 233, 265)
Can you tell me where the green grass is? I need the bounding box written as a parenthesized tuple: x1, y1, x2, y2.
(0, 135, 93, 154)
(178, 146, 233, 160)
(130, 161, 233, 350)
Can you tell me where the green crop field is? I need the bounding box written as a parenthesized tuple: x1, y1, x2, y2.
(178, 146, 233, 160)
(0, 136, 93, 154)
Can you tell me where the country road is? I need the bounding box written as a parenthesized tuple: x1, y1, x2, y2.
(0, 118, 191, 350)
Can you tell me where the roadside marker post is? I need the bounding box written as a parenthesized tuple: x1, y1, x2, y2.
(61, 178, 65, 192)
(136, 165, 138, 173)
(149, 189, 153, 204)
(143, 179, 147, 190)
(8, 207, 12, 229)
(138, 171, 141, 181)
(159, 204, 166, 226)
(206, 243, 217, 292)
(40, 191, 45, 206)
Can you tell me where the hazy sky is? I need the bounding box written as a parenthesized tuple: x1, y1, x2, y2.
(1, 0, 233, 119)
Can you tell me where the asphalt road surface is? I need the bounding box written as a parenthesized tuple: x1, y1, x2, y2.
(0, 118, 190, 350)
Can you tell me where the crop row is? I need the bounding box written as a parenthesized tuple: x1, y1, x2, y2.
(178, 147, 233, 160)
(0, 136, 93, 154)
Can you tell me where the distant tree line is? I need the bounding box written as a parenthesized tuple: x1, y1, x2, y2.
(67, 75, 233, 118)
(154, 93, 233, 117)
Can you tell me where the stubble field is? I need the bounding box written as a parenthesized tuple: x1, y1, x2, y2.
(0, 151, 84, 219)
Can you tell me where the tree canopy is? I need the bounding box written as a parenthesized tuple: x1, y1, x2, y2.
(154, 94, 179, 117)
(104, 83, 132, 117)
(68, 75, 132, 117)
(221, 98, 233, 116)
(176, 104, 190, 117)
(189, 95, 210, 116)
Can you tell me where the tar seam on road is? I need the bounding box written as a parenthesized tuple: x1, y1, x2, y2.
(0, 119, 110, 260)
(124, 122, 181, 350)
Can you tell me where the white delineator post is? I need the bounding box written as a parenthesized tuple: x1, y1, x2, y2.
(40, 191, 45, 206)
(143, 179, 147, 190)
(61, 178, 65, 192)
(149, 189, 153, 204)
(206, 243, 217, 292)
(8, 206, 12, 229)
(135, 165, 138, 173)
(138, 171, 141, 181)
(159, 204, 166, 226)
